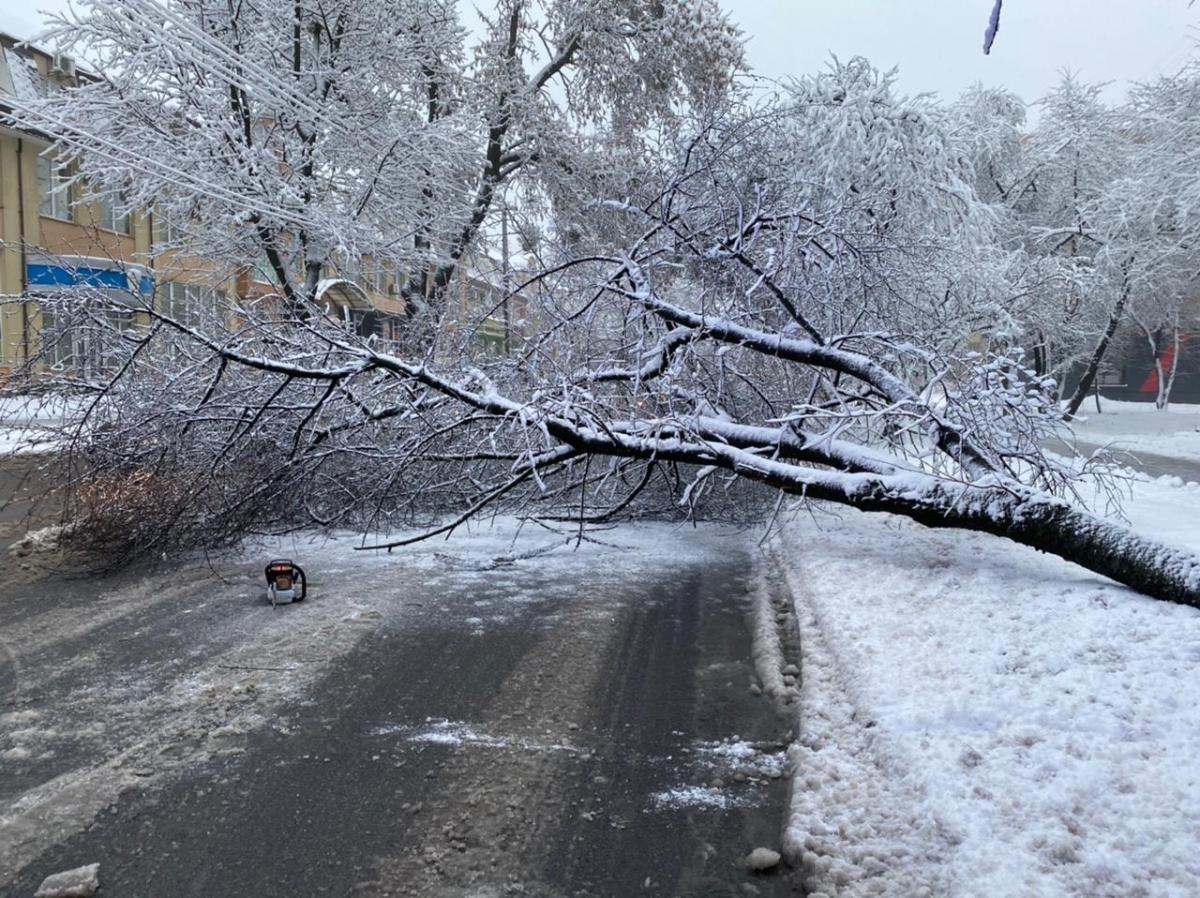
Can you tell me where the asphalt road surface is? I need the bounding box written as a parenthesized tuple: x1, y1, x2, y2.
(1043, 431, 1200, 483)
(1074, 439, 1200, 483)
(1, 456, 799, 898)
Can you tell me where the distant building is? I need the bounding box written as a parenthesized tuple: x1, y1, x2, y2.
(0, 33, 160, 378)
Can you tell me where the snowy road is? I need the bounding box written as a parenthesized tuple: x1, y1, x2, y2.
(0, 469, 796, 897)
(1073, 438, 1200, 482)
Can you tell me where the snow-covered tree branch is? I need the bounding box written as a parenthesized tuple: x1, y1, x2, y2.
(9, 72, 1200, 606)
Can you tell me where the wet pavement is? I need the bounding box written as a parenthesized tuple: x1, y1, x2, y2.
(1, 456, 799, 897)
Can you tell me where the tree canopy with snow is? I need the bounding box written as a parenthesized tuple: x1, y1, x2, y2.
(5, 5, 1200, 608)
(10, 0, 744, 317)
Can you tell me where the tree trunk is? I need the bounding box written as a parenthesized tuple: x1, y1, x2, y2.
(1137, 320, 1168, 410)
(911, 494, 1200, 608)
(518, 413, 1200, 608)
(1160, 315, 1181, 410)
(776, 477, 1200, 608)
(348, 305, 1200, 609)
(1064, 283, 1131, 419)
(1154, 356, 1167, 409)
(1031, 333, 1047, 378)
(665, 432, 1200, 605)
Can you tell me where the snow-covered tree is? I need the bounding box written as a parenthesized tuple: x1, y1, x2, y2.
(1098, 176, 1197, 409)
(13, 98, 1200, 606)
(9, 0, 745, 320)
(1117, 61, 1200, 408)
(719, 59, 1010, 357)
(1001, 74, 1131, 413)
(953, 72, 1197, 413)
(948, 84, 1072, 379)
(951, 83, 1027, 207)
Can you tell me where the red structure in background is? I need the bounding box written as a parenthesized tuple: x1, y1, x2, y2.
(1139, 333, 1195, 396)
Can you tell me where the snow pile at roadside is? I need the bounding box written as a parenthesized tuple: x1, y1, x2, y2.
(1071, 399, 1200, 462)
(779, 476, 1200, 897)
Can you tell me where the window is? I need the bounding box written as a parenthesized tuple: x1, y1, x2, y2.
(160, 214, 191, 246)
(40, 304, 134, 374)
(162, 281, 225, 330)
(37, 153, 73, 221)
(98, 193, 131, 234)
(353, 261, 388, 295)
(472, 317, 508, 358)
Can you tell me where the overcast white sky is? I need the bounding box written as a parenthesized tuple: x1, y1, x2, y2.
(2, 1, 1197, 108)
(726, 0, 1199, 107)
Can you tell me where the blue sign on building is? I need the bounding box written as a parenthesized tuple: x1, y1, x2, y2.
(25, 254, 154, 304)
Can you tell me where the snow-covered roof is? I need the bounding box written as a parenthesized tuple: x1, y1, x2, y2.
(0, 44, 44, 103)
(315, 277, 372, 311)
(0, 34, 86, 115)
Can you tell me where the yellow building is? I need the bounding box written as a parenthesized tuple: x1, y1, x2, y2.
(0, 32, 415, 381)
(0, 34, 155, 379)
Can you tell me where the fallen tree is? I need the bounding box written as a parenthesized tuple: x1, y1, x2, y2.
(7, 73, 1199, 606)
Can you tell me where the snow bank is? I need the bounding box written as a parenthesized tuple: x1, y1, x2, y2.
(779, 477, 1200, 897)
(749, 565, 792, 701)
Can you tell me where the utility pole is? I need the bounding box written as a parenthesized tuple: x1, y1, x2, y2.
(500, 193, 512, 354)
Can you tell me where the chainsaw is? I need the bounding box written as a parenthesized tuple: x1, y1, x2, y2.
(265, 559, 307, 607)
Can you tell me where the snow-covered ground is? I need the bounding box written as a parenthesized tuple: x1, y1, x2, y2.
(1071, 399, 1200, 462)
(778, 473, 1200, 897)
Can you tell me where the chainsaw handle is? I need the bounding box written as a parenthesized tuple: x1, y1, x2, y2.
(292, 564, 307, 601)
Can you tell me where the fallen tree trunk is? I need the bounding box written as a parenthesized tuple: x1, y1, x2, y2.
(829, 483, 1200, 608)
(167, 327, 1200, 608)
(626, 444, 1200, 608)
(630, 423, 1200, 606)
(344, 349, 1200, 605)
